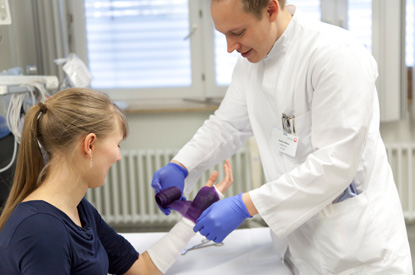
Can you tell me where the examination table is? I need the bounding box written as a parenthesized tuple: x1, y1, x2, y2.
(121, 227, 292, 275)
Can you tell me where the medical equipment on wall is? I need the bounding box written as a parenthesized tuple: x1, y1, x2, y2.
(54, 54, 92, 90)
(0, 0, 11, 25)
(0, 75, 58, 173)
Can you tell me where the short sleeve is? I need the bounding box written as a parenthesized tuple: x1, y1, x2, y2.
(82, 199, 139, 275)
(14, 214, 72, 274)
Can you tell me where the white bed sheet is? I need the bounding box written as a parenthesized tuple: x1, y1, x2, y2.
(121, 227, 292, 275)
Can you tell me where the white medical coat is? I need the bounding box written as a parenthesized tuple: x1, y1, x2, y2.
(174, 6, 412, 274)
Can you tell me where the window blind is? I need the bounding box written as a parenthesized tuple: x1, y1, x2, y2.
(214, 31, 238, 86)
(289, 0, 321, 21)
(348, 0, 372, 51)
(290, 0, 372, 51)
(84, 0, 191, 89)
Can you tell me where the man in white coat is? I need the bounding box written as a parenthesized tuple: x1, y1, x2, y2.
(151, 0, 413, 273)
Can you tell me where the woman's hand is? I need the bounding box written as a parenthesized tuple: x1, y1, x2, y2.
(204, 159, 233, 195)
(183, 160, 233, 223)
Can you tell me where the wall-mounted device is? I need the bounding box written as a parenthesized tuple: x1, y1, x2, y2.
(0, 0, 11, 25)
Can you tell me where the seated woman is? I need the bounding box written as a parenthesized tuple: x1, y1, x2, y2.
(0, 88, 233, 275)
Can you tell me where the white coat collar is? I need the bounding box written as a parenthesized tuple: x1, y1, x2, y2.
(264, 5, 298, 61)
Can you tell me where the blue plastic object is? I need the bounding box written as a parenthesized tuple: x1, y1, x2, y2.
(0, 116, 10, 139)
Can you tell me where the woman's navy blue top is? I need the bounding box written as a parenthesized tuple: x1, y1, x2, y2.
(0, 198, 139, 274)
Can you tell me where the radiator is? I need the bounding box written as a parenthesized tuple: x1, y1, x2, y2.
(385, 143, 415, 222)
(86, 143, 415, 227)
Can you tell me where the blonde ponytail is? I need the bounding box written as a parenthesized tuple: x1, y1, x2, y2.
(0, 104, 45, 229)
(0, 88, 128, 229)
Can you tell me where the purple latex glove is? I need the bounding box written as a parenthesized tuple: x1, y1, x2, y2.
(151, 163, 188, 215)
(193, 193, 252, 243)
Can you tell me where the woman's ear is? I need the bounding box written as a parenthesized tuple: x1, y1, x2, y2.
(83, 133, 97, 156)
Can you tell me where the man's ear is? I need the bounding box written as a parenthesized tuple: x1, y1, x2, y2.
(267, 0, 279, 22)
(83, 133, 97, 156)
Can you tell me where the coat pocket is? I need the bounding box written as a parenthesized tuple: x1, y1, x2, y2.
(311, 192, 387, 273)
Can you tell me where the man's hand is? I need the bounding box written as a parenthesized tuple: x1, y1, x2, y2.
(193, 193, 252, 243)
(151, 162, 188, 215)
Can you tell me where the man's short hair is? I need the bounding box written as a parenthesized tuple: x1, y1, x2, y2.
(241, 0, 286, 19)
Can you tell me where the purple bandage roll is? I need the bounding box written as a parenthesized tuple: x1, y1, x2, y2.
(155, 186, 182, 208)
(155, 186, 220, 223)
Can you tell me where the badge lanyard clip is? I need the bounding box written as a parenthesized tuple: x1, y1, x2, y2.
(281, 113, 296, 134)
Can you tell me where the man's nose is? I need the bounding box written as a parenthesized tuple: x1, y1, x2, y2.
(226, 36, 241, 53)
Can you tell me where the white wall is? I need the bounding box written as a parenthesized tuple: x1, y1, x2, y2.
(0, 1, 37, 72)
(122, 111, 213, 150)
(122, 110, 415, 151)
(380, 114, 415, 144)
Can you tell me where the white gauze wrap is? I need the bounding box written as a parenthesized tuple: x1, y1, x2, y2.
(147, 188, 224, 273)
(147, 218, 196, 273)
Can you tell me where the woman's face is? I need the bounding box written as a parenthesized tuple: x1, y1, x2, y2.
(87, 120, 123, 188)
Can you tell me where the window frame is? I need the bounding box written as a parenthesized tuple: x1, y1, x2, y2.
(405, 0, 414, 114)
(68, 0, 207, 101)
(319, 0, 404, 121)
(68, 0, 410, 121)
(200, 0, 227, 99)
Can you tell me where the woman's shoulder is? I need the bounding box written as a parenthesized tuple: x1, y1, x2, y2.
(0, 201, 70, 248)
(0, 202, 73, 274)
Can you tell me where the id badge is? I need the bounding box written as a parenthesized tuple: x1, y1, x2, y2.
(272, 128, 299, 157)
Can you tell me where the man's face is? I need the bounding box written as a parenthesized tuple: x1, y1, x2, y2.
(211, 0, 276, 63)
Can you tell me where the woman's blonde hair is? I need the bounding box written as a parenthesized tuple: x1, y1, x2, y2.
(0, 88, 128, 229)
